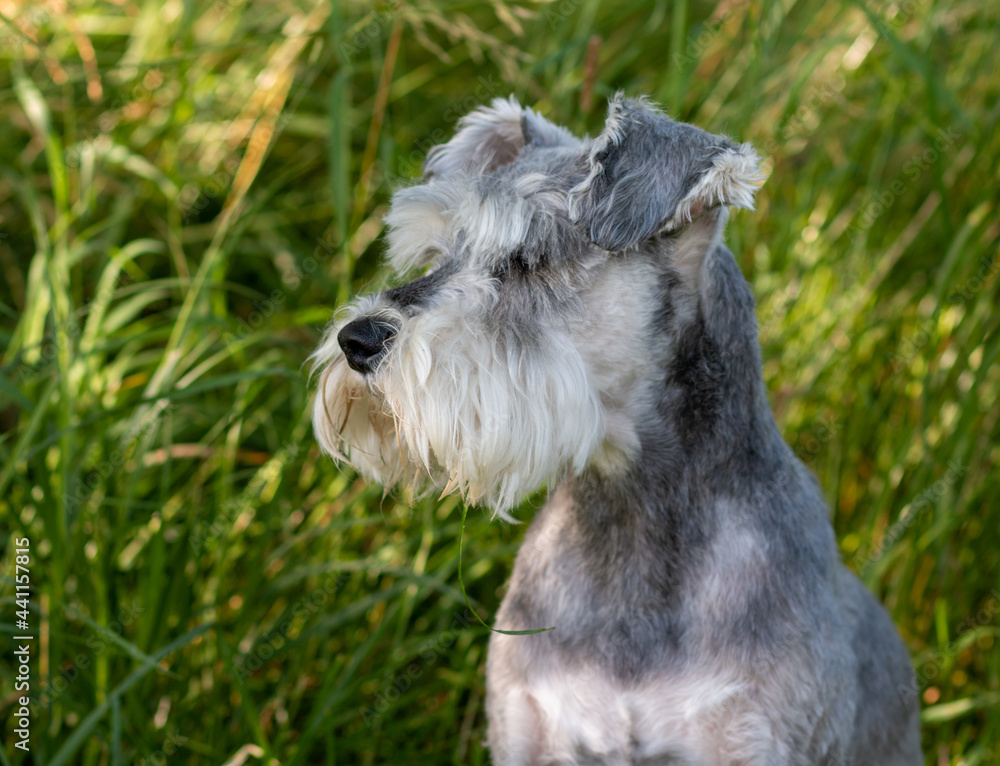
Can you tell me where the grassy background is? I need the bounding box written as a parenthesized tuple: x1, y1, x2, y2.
(0, 0, 998, 763)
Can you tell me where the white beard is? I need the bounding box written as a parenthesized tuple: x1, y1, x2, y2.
(311, 282, 607, 516)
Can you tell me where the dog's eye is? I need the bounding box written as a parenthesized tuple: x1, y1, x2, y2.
(657, 228, 679, 241)
(494, 248, 537, 280)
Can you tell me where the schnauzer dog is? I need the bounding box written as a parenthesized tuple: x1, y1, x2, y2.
(312, 94, 921, 765)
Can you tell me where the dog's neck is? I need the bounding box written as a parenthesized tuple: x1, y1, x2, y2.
(558, 226, 790, 605)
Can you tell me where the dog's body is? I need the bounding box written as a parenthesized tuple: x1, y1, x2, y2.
(312, 95, 921, 764)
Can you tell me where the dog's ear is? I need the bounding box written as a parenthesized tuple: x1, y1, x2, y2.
(569, 94, 764, 252)
(424, 96, 579, 178)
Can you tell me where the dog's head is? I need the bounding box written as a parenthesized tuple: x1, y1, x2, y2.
(312, 94, 762, 514)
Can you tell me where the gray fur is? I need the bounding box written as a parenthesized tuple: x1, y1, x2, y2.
(311, 93, 922, 765)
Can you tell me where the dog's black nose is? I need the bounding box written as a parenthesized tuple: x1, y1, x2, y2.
(337, 317, 395, 374)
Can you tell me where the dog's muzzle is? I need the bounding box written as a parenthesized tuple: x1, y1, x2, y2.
(337, 317, 396, 374)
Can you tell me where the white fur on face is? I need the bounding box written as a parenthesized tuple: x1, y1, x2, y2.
(311, 271, 607, 516)
(573, 257, 667, 474)
(384, 174, 573, 276)
(310, 299, 418, 489)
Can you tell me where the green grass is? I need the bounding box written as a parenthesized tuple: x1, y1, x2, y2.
(0, 0, 998, 763)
